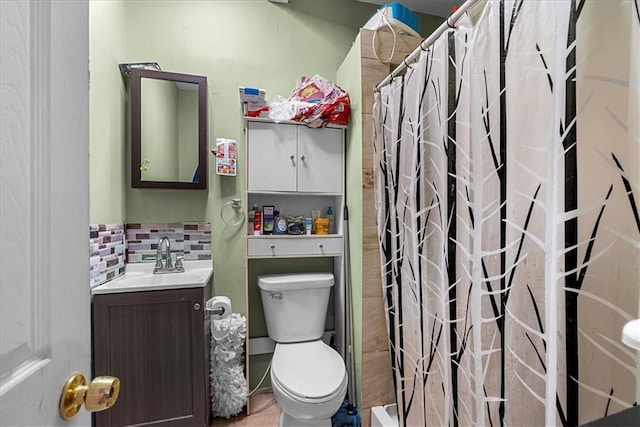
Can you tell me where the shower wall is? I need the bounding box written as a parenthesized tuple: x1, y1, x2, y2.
(373, 1, 639, 426)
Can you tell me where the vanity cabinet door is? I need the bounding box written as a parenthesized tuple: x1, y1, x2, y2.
(297, 126, 343, 193)
(92, 288, 208, 427)
(247, 121, 297, 192)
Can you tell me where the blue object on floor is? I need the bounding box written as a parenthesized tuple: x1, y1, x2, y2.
(332, 400, 361, 427)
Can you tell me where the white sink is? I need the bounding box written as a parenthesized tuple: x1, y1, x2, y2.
(91, 260, 213, 294)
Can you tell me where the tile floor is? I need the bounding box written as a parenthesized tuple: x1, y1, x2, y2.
(211, 391, 282, 426)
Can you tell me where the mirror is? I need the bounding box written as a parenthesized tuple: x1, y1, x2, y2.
(131, 69, 207, 189)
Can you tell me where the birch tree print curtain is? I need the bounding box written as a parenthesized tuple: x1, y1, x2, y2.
(373, 1, 640, 425)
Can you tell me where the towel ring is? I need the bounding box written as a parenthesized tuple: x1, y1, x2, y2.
(220, 199, 244, 227)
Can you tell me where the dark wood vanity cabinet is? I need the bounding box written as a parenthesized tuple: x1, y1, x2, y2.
(92, 288, 210, 426)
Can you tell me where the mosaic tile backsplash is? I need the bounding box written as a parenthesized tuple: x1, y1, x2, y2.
(90, 223, 126, 289)
(89, 221, 211, 289)
(125, 222, 212, 263)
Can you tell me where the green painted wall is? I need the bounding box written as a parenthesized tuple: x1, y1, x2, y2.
(89, 0, 127, 224)
(336, 36, 364, 407)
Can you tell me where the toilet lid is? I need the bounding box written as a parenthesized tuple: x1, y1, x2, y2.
(272, 341, 346, 399)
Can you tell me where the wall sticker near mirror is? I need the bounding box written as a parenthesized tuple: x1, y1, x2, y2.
(130, 68, 208, 189)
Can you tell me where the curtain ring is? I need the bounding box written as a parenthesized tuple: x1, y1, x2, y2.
(403, 56, 410, 68)
(447, 17, 456, 29)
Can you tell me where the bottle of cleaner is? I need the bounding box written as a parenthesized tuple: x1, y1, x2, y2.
(326, 206, 334, 234)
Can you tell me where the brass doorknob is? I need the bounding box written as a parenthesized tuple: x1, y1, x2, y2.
(59, 372, 120, 420)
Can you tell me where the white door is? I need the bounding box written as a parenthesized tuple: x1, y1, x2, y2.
(297, 126, 343, 193)
(247, 121, 297, 192)
(1, 1, 93, 425)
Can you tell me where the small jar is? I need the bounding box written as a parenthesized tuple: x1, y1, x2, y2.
(314, 218, 330, 235)
(273, 210, 287, 235)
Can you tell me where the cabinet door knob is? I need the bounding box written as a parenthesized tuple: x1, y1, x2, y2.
(318, 243, 324, 249)
(290, 154, 295, 160)
(300, 155, 306, 161)
(269, 244, 276, 250)
(193, 303, 201, 311)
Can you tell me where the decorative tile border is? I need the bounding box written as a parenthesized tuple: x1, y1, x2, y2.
(90, 223, 126, 289)
(125, 221, 211, 263)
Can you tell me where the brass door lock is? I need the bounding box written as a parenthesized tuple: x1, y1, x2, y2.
(59, 372, 120, 420)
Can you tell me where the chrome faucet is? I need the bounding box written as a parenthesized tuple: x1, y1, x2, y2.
(154, 236, 184, 274)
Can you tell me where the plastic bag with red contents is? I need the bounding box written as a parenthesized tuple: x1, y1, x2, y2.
(269, 75, 350, 128)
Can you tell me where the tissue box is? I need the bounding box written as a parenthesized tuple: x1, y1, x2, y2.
(239, 86, 269, 118)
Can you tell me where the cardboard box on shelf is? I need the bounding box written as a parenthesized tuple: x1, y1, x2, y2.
(239, 86, 269, 118)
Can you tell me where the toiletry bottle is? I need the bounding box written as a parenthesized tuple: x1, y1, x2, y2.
(311, 210, 321, 233)
(263, 205, 275, 234)
(248, 203, 258, 233)
(326, 206, 334, 234)
(253, 210, 262, 235)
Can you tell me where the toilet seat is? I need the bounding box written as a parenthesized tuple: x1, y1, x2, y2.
(271, 341, 347, 402)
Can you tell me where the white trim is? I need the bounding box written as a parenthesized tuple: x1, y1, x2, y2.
(0, 358, 50, 396)
(31, 0, 53, 364)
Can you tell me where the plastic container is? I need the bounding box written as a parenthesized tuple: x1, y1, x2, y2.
(263, 205, 275, 234)
(311, 210, 321, 233)
(253, 210, 262, 235)
(286, 216, 306, 235)
(363, 2, 420, 36)
(273, 209, 287, 235)
(314, 218, 330, 235)
(326, 206, 334, 234)
(248, 204, 258, 233)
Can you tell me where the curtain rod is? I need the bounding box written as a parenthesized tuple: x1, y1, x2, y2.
(375, 0, 482, 91)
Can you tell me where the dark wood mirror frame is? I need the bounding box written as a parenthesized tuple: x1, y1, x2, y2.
(131, 68, 208, 189)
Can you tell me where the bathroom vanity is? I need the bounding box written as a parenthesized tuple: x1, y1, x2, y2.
(91, 262, 213, 426)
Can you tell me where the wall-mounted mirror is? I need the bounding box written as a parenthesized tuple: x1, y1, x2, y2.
(131, 68, 208, 189)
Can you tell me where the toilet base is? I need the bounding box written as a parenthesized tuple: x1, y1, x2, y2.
(279, 411, 331, 427)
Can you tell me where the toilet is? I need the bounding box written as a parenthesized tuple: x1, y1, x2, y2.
(258, 273, 348, 427)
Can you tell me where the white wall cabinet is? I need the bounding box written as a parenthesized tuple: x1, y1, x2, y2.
(244, 118, 346, 414)
(247, 121, 342, 193)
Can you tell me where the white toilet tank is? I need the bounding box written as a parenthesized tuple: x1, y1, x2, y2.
(258, 273, 334, 343)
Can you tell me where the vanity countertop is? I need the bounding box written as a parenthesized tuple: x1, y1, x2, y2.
(91, 260, 213, 295)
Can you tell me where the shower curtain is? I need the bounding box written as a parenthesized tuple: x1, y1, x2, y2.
(373, 1, 640, 426)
